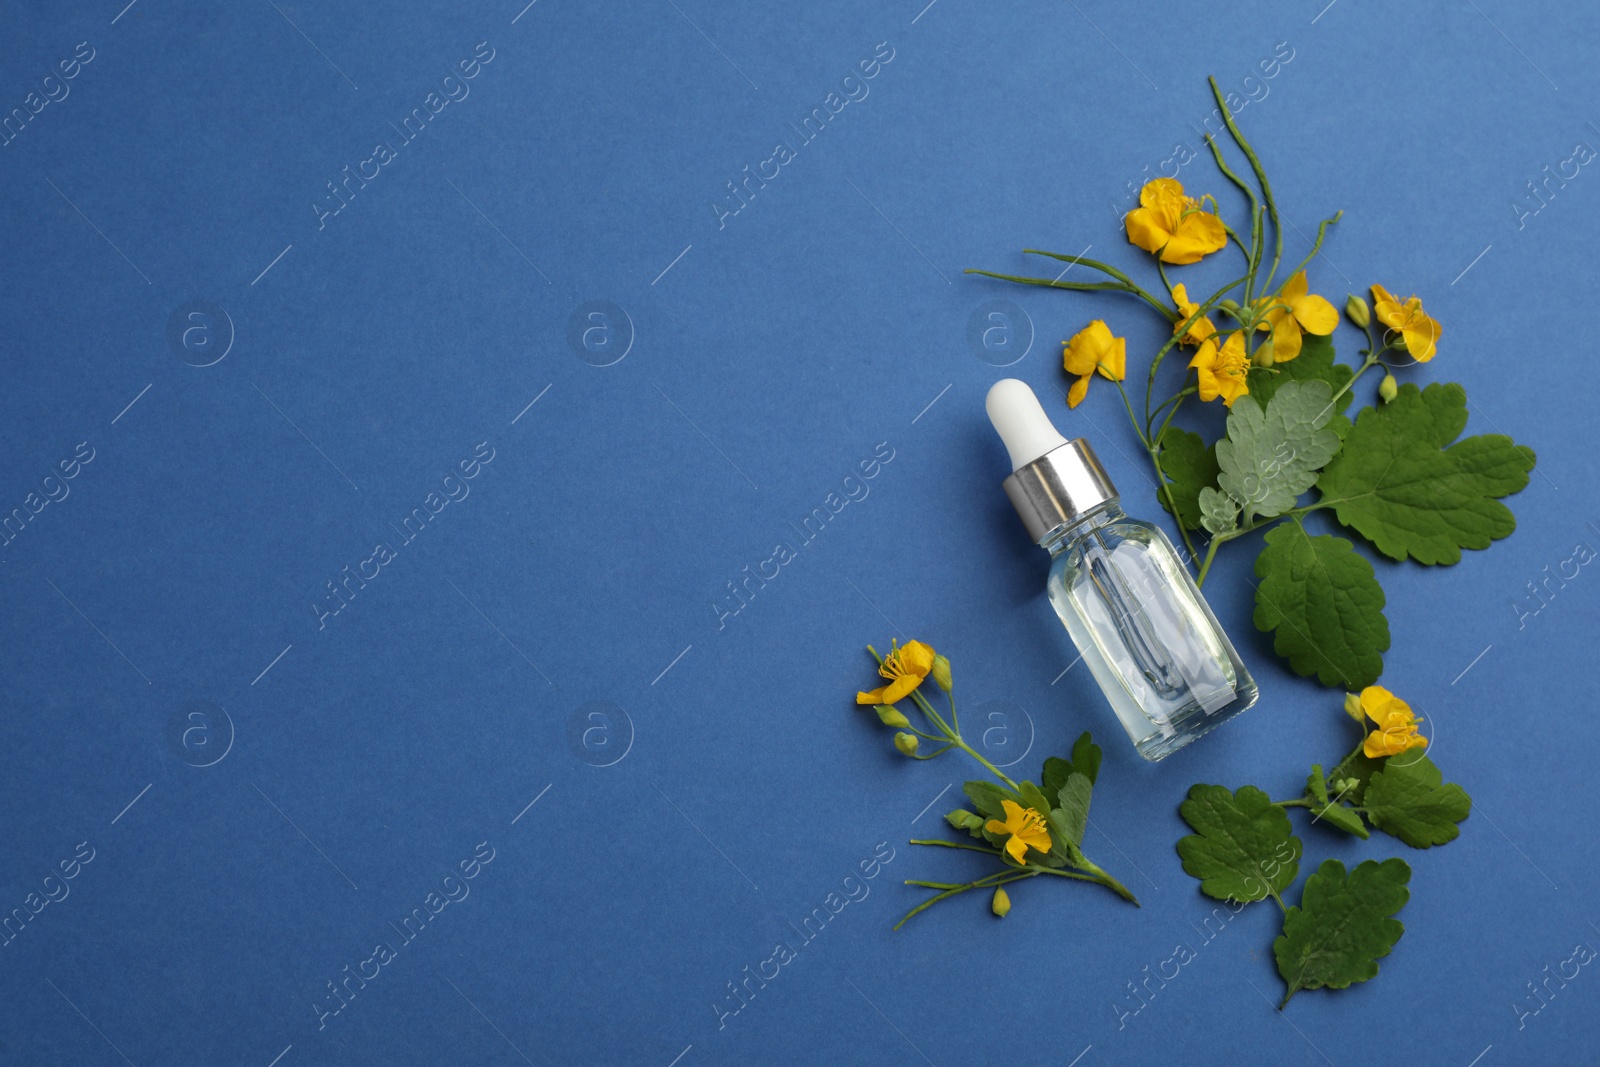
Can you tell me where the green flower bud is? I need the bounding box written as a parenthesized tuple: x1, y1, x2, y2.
(992, 886, 1011, 918)
(945, 809, 986, 832)
(1219, 299, 1241, 314)
(893, 732, 919, 757)
(1343, 692, 1364, 722)
(931, 654, 952, 693)
(1252, 340, 1276, 368)
(875, 704, 910, 729)
(1378, 372, 1398, 404)
(1335, 778, 1361, 795)
(1344, 294, 1370, 330)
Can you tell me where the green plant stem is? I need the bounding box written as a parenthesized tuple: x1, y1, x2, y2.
(1144, 273, 1250, 431)
(1328, 349, 1385, 407)
(1202, 133, 1263, 304)
(1285, 211, 1342, 283)
(1156, 259, 1177, 302)
(1056, 859, 1141, 905)
(1209, 76, 1281, 293)
(895, 861, 1139, 928)
(894, 870, 1036, 929)
(910, 839, 1002, 855)
(1115, 380, 1151, 450)
(915, 688, 1019, 790)
(1022, 250, 1177, 319)
(1275, 798, 1312, 808)
(1149, 385, 1196, 430)
(1192, 501, 1334, 586)
(862, 649, 1018, 790)
(1324, 738, 1370, 787)
(1148, 442, 1201, 565)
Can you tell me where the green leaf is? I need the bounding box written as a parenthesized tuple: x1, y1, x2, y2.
(1041, 757, 1071, 802)
(962, 780, 1017, 820)
(1157, 426, 1220, 531)
(1198, 486, 1239, 535)
(1307, 765, 1330, 805)
(1361, 755, 1471, 848)
(1052, 773, 1093, 850)
(1324, 749, 1387, 806)
(944, 809, 988, 839)
(1018, 780, 1054, 818)
(1311, 801, 1370, 838)
(1274, 858, 1410, 1006)
(1253, 522, 1390, 689)
(1042, 732, 1102, 799)
(1247, 333, 1354, 436)
(1070, 732, 1102, 786)
(1216, 380, 1344, 523)
(1303, 765, 1368, 837)
(1314, 382, 1536, 564)
(1177, 784, 1301, 903)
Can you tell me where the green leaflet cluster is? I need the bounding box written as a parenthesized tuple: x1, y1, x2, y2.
(1160, 338, 1536, 687)
(1176, 701, 1471, 1006)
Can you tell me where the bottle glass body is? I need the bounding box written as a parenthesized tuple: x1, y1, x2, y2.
(1044, 501, 1257, 761)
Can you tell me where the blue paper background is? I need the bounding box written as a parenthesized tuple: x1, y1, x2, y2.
(2, 1, 1595, 1063)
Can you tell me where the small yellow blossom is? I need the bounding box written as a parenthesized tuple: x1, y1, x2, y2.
(1371, 284, 1441, 362)
(1124, 178, 1228, 264)
(1253, 271, 1338, 364)
(1358, 685, 1428, 759)
(1063, 320, 1127, 409)
(1172, 284, 1218, 347)
(857, 640, 936, 705)
(1189, 331, 1250, 407)
(985, 799, 1053, 865)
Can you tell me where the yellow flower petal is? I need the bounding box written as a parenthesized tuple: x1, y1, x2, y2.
(1067, 373, 1090, 409)
(1189, 332, 1250, 406)
(1369, 285, 1441, 361)
(858, 640, 936, 706)
(1269, 313, 1304, 363)
(1359, 685, 1401, 725)
(1124, 179, 1226, 264)
(985, 799, 1053, 864)
(1403, 318, 1440, 362)
(1291, 292, 1339, 336)
(1172, 284, 1218, 346)
(1096, 335, 1126, 381)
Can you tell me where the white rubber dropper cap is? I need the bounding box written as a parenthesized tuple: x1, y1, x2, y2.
(986, 378, 1069, 472)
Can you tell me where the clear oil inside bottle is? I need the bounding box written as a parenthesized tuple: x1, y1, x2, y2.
(1044, 502, 1258, 760)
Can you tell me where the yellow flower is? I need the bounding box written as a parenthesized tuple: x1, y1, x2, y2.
(1124, 178, 1228, 264)
(1062, 320, 1127, 409)
(856, 640, 936, 705)
(1252, 271, 1338, 364)
(1371, 284, 1441, 362)
(985, 799, 1053, 865)
(1172, 284, 1218, 347)
(1189, 331, 1250, 407)
(1358, 685, 1428, 759)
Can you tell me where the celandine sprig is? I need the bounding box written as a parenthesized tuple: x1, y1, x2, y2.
(967, 75, 1534, 694)
(855, 641, 1138, 927)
